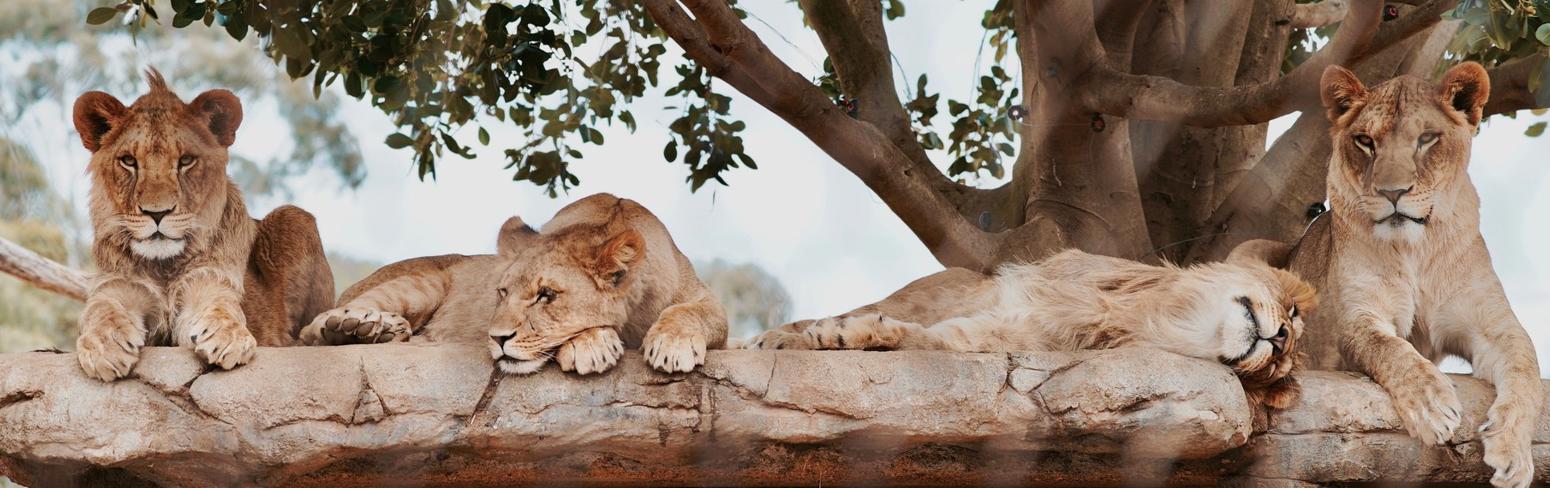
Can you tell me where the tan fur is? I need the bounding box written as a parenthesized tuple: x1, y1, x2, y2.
(750, 249, 1314, 411)
(71, 70, 334, 381)
(302, 194, 728, 375)
(1236, 63, 1540, 488)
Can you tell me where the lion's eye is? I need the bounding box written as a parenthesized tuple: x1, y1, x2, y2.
(178, 155, 197, 170)
(1417, 132, 1438, 146)
(1352, 134, 1374, 151)
(535, 286, 557, 304)
(496, 287, 508, 300)
(118, 156, 137, 170)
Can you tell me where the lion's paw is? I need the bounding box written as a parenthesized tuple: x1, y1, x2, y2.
(804, 313, 898, 350)
(301, 307, 412, 345)
(745, 323, 818, 350)
(644, 323, 707, 373)
(1388, 366, 1462, 446)
(76, 306, 145, 381)
(1481, 403, 1536, 488)
(185, 308, 257, 370)
(557, 327, 624, 375)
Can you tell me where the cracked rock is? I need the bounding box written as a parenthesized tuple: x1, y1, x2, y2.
(2, 345, 1546, 487)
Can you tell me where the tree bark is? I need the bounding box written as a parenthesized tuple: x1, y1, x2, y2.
(636, 0, 1486, 271)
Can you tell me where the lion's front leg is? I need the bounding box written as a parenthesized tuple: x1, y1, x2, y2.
(1345, 322, 1463, 446)
(643, 293, 725, 373)
(1451, 302, 1541, 488)
(802, 313, 934, 350)
(75, 278, 157, 381)
(172, 268, 256, 369)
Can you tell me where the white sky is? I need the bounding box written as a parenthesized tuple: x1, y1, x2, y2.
(25, 3, 1550, 373)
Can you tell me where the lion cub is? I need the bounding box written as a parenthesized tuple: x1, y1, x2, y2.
(750, 248, 1313, 408)
(71, 70, 334, 381)
(302, 194, 729, 375)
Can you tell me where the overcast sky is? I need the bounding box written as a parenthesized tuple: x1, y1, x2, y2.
(28, 3, 1550, 373)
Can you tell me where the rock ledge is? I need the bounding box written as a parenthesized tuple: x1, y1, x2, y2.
(1, 345, 1545, 486)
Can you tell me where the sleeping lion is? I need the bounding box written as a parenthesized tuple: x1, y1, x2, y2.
(748, 248, 1313, 408)
(301, 194, 729, 375)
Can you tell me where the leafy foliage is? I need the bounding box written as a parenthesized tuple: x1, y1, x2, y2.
(90, 0, 757, 195)
(1449, 0, 1550, 114)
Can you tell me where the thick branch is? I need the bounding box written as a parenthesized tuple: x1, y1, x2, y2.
(796, 0, 992, 216)
(1485, 53, 1550, 116)
(0, 236, 87, 301)
(1289, 0, 1348, 28)
(1079, 0, 1382, 126)
(641, 0, 997, 270)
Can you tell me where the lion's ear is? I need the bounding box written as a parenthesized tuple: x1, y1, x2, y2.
(1320, 65, 1368, 123)
(72, 91, 128, 152)
(1438, 62, 1490, 126)
(189, 89, 243, 147)
(593, 229, 644, 286)
(496, 216, 538, 258)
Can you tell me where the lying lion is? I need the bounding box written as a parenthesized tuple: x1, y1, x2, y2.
(748, 248, 1313, 408)
(301, 194, 729, 375)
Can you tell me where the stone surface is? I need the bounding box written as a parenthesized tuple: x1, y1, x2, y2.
(0, 345, 1544, 487)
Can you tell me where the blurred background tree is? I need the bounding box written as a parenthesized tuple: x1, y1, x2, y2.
(696, 259, 793, 339)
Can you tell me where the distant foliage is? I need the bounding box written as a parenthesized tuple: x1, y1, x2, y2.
(0, 140, 82, 353)
(696, 260, 791, 339)
(1, 0, 366, 199)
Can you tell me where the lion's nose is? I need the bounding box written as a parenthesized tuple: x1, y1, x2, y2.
(490, 332, 515, 348)
(141, 207, 174, 224)
(1270, 325, 1289, 355)
(1376, 186, 1412, 205)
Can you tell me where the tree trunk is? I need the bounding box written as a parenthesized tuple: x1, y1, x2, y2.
(638, 0, 1525, 273)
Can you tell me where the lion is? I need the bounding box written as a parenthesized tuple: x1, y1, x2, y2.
(70, 69, 335, 381)
(300, 193, 729, 375)
(1232, 63, 1541, 488)
(747, 248, 1314, 409)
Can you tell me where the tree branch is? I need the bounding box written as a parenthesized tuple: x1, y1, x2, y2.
(1485, 53, 1550, 116)
(0, 236, 86, 301)
(1078, 0, 1382, 126)
(641, 0, 997, 270)
(1289, 0, 1348, 28)
(795, 0, 992, 215)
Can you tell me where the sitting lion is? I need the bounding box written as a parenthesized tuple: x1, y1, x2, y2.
(301, 194, 729, 375)
(1234, 62, 1540, 488)
(71, 70, 334, 381)
(748, 248, 1313, 409)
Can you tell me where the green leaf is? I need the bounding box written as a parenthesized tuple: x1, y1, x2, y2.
(1536, 24, 1550, 46)
(86, 7, 118, 25)
(663, 140, 677, 161)
(385, 133, 414, 149)
(478, 127, 491, 145)
(1526, 121, 1547, 137)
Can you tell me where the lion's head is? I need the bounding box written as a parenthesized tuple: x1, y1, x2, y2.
(1319, 62, 1489, 243)
(73, 69, 242, 261)
(1149, 251, 1315, 410)
(486, 216, 648, 375)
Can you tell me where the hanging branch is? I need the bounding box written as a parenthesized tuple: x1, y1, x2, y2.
(0, 236, 86, 301)
(641, 0, 998, 270)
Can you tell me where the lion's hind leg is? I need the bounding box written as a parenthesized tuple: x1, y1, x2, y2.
(300, 255, 458, 345)
(245, 205, 335, 346)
